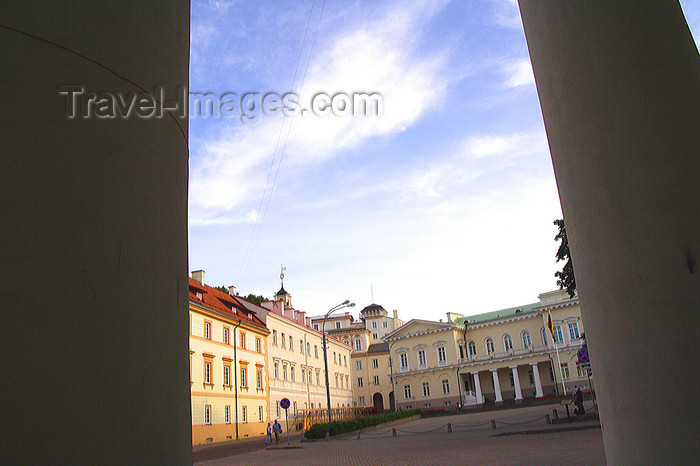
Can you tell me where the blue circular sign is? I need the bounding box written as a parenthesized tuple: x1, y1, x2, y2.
(577, 348, 590, 362)
(280, 398, 291, 410)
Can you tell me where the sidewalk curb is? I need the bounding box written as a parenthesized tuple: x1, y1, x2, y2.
(492, 423, 601, 436)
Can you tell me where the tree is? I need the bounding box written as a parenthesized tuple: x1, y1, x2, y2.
(214, 286, 229, 294)
(243, 294, 268, 305)
(554, 219, 577, 298)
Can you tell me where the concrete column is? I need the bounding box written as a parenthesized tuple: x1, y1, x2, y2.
(471, 371, 483, 404)
(530, 363, 543, 398)
(519, 2, 699, 462)
(1, 0, 191, 463)
(490, 369, 502, 403)
(510, 366, 523, 400)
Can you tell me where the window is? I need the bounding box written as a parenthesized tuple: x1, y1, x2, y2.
(274, 363, 279, 379)
(240, 331, 246, 349)
(561, 363, 570, 379)
(307, 342, 310, 354)
(259, 406, 263, 421)
(316, 371, 320, 385)
(204, 361, 212, 384)
(373, 375, 380, 385)
(553, 326, 564, 344)
(373, 333, 378, 339)
(542, 328, 548, 346)
(333, 352, 337, 364)
(504, 334, 514, 352)
(300, 340, 304, 353)
(289, 336, 293, 350)
(355, 339, 362, 351)
(224, 365, 230, 386)
(549, 365, 555, 381)
(240, 368, 247, 388)
(403, 385, 412, 399)
(344, 356, 347, 366)
(372, 358, 379, 368)
(486, 338, 495, 354)
(442, 379, 450, 394)
(313, 324, 319, 330)
(256, 369, 262, 389)
(335, 374, 339, 387)
(272, 330, 277, 345)
(372, 321, 377, 329)
(522, 331, 532, 348)
(281, 333, 286, 348)
(383, 322, 388, 328)
(293, 401, 297, 415)
(437, 346, 447, 364)
(568, 322, 580, 341)
(357, 377, 363, 387)
(577, 361, 587, 378)
(242, 406, 247, 423)
(291, 366, 295, 382)
(399, 353, 408, 370)
(356, 360, 362, 370)
(315, 345, 318, 358)
(359, 396, 365, 405)
(422, 382, 430, 397)
(335, 321, 341, 329)
(256, 337, 261, 353)
(223, 327, 230, 345)
(509, 372, 515, 387)
(204, 405, 211, 425)
(308, 369, 313, 384)
(459, 345, 464, 359)
(418, 349, 426, 367)
(468, 341, 476, 357)
(225, 405, 231, 424)
(301, 369, 306, 383)
(276, 401, 280, 417)
(204, 321, 211, 340)
(282, 365, 287, 380)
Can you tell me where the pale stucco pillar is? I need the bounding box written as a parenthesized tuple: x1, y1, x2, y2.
(519, 1, 699, 463)
(530, 363, 543, 398)
(490, 369, 503, 403)
(471, 371, 483, 404)
(510, 366, 523, 400)
(1, 0, 191, 463)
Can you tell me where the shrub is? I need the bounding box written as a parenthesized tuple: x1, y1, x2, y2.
(304, 409, 421, 439)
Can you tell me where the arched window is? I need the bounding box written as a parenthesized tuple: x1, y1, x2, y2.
(522, 330, 532, 348)
(468, 341, 477, 357)
(503, 334, 513, 351)
(541, 328, 548, 346)
(485, 337, 495, 354)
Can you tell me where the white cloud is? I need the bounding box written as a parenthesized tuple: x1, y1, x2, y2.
(463, 131, 547, 160)
(503, 58, 535, 88)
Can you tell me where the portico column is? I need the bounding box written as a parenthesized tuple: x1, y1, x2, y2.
(510, 366, 523, 400)
(471, 371, 483, 404)
(490, 369, 502, 403)
(530, 362, 543, 398)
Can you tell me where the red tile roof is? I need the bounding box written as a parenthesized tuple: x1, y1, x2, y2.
(188, 277, 268, 332)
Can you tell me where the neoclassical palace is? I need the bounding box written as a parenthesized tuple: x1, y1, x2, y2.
(384, 290, 586, 410)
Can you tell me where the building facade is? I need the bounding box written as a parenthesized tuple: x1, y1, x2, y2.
(244, 283, 353, 429)
(384, 290, 586, 410)
(189, 271, 270, 445)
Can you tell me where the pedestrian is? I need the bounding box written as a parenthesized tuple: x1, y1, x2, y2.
(265, 422, 272, 445)
(272, 419, 282, 444)
(576, 385, 584, 414)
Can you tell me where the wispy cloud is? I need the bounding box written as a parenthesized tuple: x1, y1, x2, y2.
(463, 131, 547, 160)
(503, 58, 534, 88)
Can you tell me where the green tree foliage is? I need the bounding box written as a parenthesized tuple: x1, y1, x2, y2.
(243, 294, 268, 305)
(554, 219, 577, 298)
(214, 286, 228, 294)
(304, 409, 421, 439)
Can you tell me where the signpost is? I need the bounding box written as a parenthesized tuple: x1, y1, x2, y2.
(280, 398, 291, 445)
(577, 348, 596, 413)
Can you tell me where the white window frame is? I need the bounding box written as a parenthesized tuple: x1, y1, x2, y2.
(553, 326, 564, 344)
(240, 367, 246, 388)
(436, 345, 447, 365)
(223, 327, 229, 345)
(355, 339, 362, 351)
(561, 362, 570, 380)
(485, 337, 495, 354)
(272, 330, 277, 345)
(399, 352, 409, 371)
(417, 349, 426, 368)
(372, 358, 379, 368)
(335, 321, 341, 329)
(204, 405, 211, 425)
(468, 341, 477, 357)
(357, 377, 363, 387)
(204, 362, 211, 384)
(568, 322, 580, 341)
(356, 360, 362, 370)
(259, 406, 264, 421)
(521, 331, 532, 348)
(373, 375, 380, 385)
(204, 322, 211, 340)
(225, 405, 231, 424)
(442, 379, 450, 394)
(422, 382, 430, 397)
(274, 363, 279, 379)
(503, 334, 514, 352)
(224, 365, 230, 386)
(404, 384, 411, 399)
(242, 406, 247, 423)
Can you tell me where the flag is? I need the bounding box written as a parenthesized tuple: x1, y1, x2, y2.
(547, 310, 554, 338)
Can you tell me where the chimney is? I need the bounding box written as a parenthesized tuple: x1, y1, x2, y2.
(306, 317, 312, 328)
(296, 310, 306, 323)
(192, 270, 205, 284)
(228, 285, 236, 296)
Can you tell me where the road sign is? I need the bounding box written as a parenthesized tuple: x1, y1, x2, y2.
(577, 348, 590, 362)
(280, 398, 291, 410)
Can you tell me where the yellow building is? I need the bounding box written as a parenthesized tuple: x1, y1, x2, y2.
(189, 271, 270, 445)
(384, 290, 586, 410)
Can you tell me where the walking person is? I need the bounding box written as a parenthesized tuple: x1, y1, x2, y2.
(272, 419, 282, 444)
(265, 422, 272, 445)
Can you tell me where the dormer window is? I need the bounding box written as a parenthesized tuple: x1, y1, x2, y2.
(196, 292, 203, 300)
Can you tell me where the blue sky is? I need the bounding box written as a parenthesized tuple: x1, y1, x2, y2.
(188, 0, 700, 321)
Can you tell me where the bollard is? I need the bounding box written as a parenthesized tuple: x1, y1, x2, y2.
(325, 432, 329, 441)
(447, 423, 452, 433)
(553, 409, 558, 420)
(545, 414, 551, 425)
(357, 431, 361, 440)
(491, 420, 497, 430)
(392, 428, 397, 437)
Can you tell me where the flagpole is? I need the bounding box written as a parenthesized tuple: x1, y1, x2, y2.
(554, 340, 567, 395)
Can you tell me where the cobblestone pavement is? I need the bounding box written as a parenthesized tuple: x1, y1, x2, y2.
(195, 403, 605, 465)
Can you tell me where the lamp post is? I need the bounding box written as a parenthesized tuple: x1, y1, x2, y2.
(388, 340, 398, 412)
(323, 300, 355, 424)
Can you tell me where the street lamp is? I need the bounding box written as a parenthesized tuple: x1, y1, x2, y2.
(323, 299, 355, 424)
(388, 340, 398, 412)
